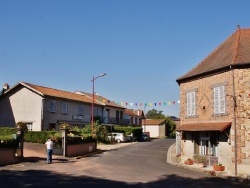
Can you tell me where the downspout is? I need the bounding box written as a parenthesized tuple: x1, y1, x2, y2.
(231, 25, 241, 177)
(230, 65, 237, 177)
(41, 98, 44, 131)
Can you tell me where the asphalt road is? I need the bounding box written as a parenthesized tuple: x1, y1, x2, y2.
(0, 139, 249, 187)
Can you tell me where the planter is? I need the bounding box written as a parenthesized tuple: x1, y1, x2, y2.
(198, 163, 205, 168)
(213, 165, 225, 171)
(184, 159, 194, 165)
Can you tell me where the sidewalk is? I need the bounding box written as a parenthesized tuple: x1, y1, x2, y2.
(166, 143, 248, 183)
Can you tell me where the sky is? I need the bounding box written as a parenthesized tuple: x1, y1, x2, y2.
(1, 0, 250, 117)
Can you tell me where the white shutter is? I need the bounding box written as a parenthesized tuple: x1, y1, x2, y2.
(186, 91, 196, 116)
(191, 92, 196, 115)
(214, 87, 219, 114)
(219, 86, 225, 113)
(187, 93, 191, 116)
(214, 86, 225, 114)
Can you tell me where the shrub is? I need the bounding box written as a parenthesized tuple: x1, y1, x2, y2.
(67, 136, 96, 145)
(0, 127, 16, 136)
(0, 135, 19, 148)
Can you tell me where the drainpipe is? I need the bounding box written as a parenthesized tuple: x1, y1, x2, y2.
(230, 65, 237, 176)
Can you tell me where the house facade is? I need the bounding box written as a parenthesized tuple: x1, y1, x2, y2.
(176, 27, 250, 177)
(0, 82, 104, 131)
(142, 119, 166, 138)
(0, 82, 137, 131)
(75, 91, 128, 125)
(124, 109, 144, 126)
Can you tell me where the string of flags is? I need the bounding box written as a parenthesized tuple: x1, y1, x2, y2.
(96, 98, 180, 107)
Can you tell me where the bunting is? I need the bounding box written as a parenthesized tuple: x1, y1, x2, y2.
(96, 98, 180, 107)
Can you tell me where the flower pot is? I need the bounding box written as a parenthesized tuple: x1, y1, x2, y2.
(184, 160, 194, 165)
(213, 165, 225, 171)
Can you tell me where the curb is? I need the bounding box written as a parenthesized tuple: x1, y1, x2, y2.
(166, 144, 249, 183)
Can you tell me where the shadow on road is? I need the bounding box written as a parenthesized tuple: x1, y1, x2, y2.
(0, 169, 249, 188)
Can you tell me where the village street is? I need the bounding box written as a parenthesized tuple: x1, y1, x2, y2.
(0, 139, 249, 187)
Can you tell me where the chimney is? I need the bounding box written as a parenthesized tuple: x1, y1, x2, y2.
(3, 83, 10, 90)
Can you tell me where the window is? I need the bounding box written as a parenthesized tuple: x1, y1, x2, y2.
(214, 86, 225, 114)
(186, 91, 196, 116)
(26, 123, 33, 131)
(62, 102, 69, 114)
(49, 100, 56, 112)
(79, 105, 84, 115)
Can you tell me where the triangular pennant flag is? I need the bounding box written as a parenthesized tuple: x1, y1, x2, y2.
(154, 103, 157, 106)
(135, 103, 138, 106)
(126, 102, 128, 106)
(164, 102, 167, 106)
(130, 103, 133, 106)
(177, 100, 180, 104)
(159, 102, 161, 106)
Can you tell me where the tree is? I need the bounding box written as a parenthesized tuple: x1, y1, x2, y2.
(165, 116, 176, 138)
(146, 109, 166, 119)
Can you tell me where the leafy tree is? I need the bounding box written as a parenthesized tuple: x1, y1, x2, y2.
(145, 109, 177, 138)
(165, 116, 176, 138)
(146, 109, 166, 119)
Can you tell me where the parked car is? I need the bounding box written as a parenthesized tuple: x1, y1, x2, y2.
(107, 133, 127, 143)
(141, 133, 150, 141)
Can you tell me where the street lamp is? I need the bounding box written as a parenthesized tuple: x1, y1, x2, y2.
(91, 73, 106, 135)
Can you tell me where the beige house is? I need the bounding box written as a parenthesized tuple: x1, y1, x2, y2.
(124, 109, 144, 126)
(0, 82, 106, 131)
(176, 27, 250, 177)
(142, 119, 166, 138)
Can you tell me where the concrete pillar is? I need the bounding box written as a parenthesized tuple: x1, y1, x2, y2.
(60, 127, 69, 157)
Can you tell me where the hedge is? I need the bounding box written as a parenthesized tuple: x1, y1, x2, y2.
(113, 126, 142, 138)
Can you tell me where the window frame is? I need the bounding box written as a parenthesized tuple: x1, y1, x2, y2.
(213, 85, 226, 114)
(78, 105, 84, 116)
(49, 100, 56, 113)
(61, 102, 69, 114)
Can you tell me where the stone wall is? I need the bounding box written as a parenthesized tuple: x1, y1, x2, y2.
(0, 148, 21, 166)
(178, 68, 250, 176)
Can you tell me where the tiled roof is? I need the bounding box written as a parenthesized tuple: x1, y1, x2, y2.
(176, 122, 231, 132)
(21, 82, 103, 105)
(177, 27, 250, 83)
(142, 119, 166, 126)
(75, 91, 125, 109)
(125, 109, 144, 117)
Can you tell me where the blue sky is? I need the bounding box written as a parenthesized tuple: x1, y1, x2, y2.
(1, 0, 250, 117)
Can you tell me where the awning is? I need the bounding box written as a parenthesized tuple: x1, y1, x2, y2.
(176, 122, 231, 132)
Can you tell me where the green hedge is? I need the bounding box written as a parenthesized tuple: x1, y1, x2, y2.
(0, 127, 19, 148)
(67, 136, 96, 145)
(0, 127, 16, 136)
(113, 126, 142, 137)
(0, 134, 19, 148)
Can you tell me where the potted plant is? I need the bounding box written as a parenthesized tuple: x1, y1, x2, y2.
(184, 158, 194, 165)
(213, 163, 225, 171)
(193, 154, 206, 167)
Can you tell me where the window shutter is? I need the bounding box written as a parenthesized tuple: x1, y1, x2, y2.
(191, 92, 195, 115)
(186, 91, 196, 116)
(214, 87, 219, 114)
(187, 93, 191, 116)
(219, 86, 225, 113)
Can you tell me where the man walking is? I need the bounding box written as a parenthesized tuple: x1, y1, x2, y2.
(45, 138, 53, 164)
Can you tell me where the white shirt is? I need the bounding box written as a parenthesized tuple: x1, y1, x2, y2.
(45, 140, 53, 150)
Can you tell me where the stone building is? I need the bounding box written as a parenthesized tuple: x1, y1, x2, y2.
(176, 27, 250, 177)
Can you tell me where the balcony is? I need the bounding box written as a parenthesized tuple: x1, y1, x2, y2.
(105, 118, 130, 125)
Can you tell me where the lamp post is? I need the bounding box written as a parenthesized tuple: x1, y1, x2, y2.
(91, 73, 106, 135)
